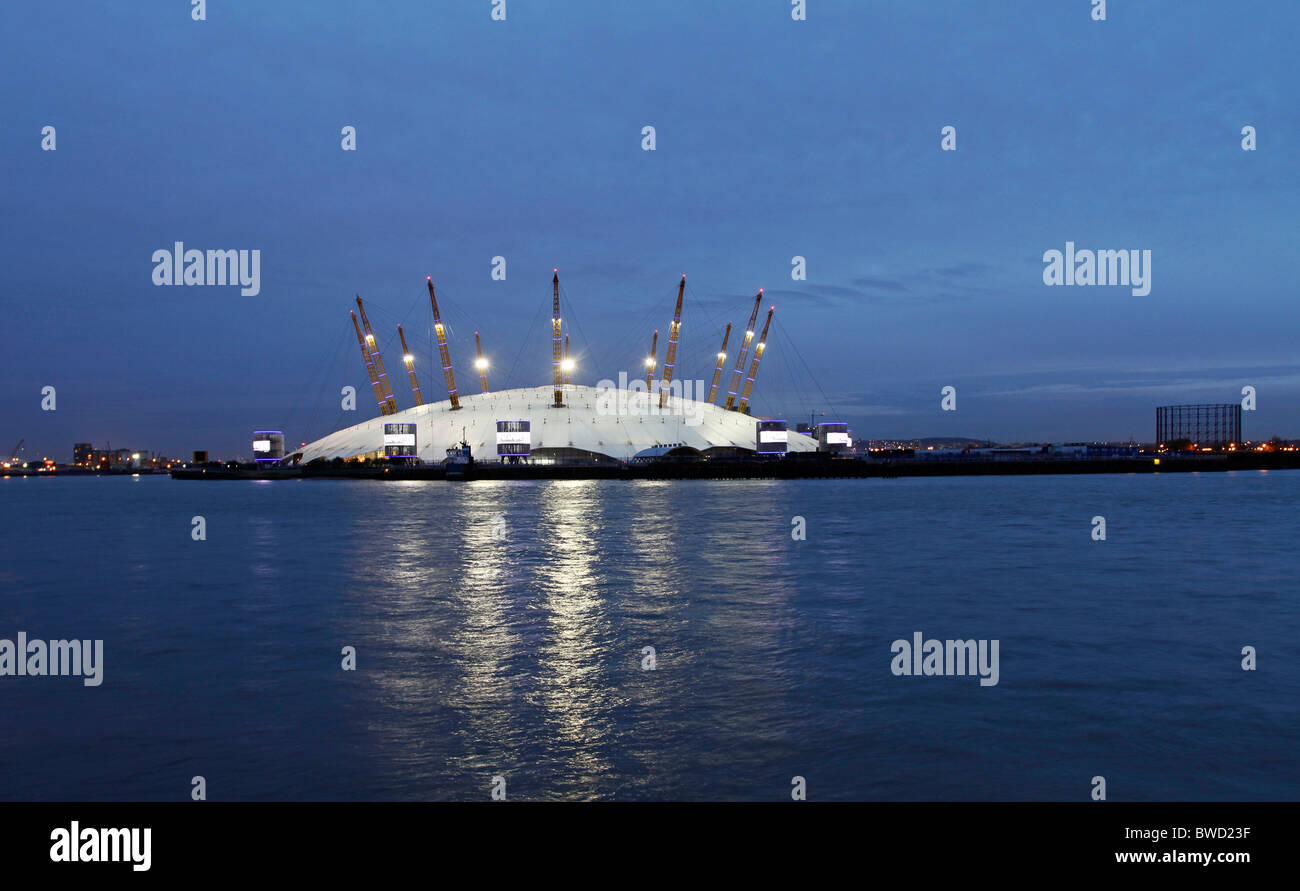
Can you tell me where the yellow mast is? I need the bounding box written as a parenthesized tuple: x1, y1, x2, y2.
(737, 307, 774, 415)
(552, 270, 563, 407)
(659, 274, 685, 408)
(426, 277, 460, 409)
(706, 323, 731, 404)
(724, 291, 763, 410)
(352, 310, 391, 415)
(397, 324, 423, 406)
(644, 329, 658, 392)
(474, 331, 489, 393)
(355, 296, 398, 414)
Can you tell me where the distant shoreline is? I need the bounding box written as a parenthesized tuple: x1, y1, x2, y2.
(146, 452, 1300, 482)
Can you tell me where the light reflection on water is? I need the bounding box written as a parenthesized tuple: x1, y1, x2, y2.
(533, 481, 616, 796)
(443, 483, 527, 783)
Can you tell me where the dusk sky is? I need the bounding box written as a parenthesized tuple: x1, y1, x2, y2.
(4, 0, 1297, 460)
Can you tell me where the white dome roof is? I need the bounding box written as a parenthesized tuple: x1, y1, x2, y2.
(297, 385, 816, 463)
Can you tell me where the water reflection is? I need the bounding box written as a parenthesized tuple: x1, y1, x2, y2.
(341, 482, 476, 795)
(534, 480, 616, 797)
(248, 513, 279, 586)
(442, 482, 525, 783)
(339, 478, 804, 799)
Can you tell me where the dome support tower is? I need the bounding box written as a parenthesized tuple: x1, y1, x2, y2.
(737, 307, 774, 415)
(724, 291, 763, 411)
(355, 296, 398, 415)
(659, 275, 686, 408)
(552, 270, 564, 407)
(426, 277, 460, 409)
(706, 323, 731, 404)
(645, 329, 658, 392)
(397, 324, 423, 406)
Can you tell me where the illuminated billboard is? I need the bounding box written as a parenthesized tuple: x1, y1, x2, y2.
(817, 422, 851, 453)
(252, 430, 285, 462)
(496, 420, 530, 457)
(383, 423, 417, 458)
(756, 419, 788, 456)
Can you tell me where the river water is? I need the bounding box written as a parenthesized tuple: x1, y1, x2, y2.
(1, 471, 1295, 800)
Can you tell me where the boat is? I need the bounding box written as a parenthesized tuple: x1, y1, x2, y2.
(444, 436, 473, 480)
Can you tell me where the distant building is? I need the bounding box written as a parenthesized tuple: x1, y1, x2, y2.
(85, 447, 134, 469)
(1156, 404, 1241, 448)
(69, 443, 172, 470)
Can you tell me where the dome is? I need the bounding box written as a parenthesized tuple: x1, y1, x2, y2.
(296, 385, 816, 464)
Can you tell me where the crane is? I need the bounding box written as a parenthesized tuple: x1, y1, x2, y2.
(475, 331, 489, 393)
(706, 323, 731, 404)
(736, 307, 774, 415)
(397, 324, 423, 406)
(659, 275, 685, 408)
(355, 296, 398, 414)
(724, 291, 763, 410)
(352, 311, 392, 415)
(426, 278, 461, 409)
